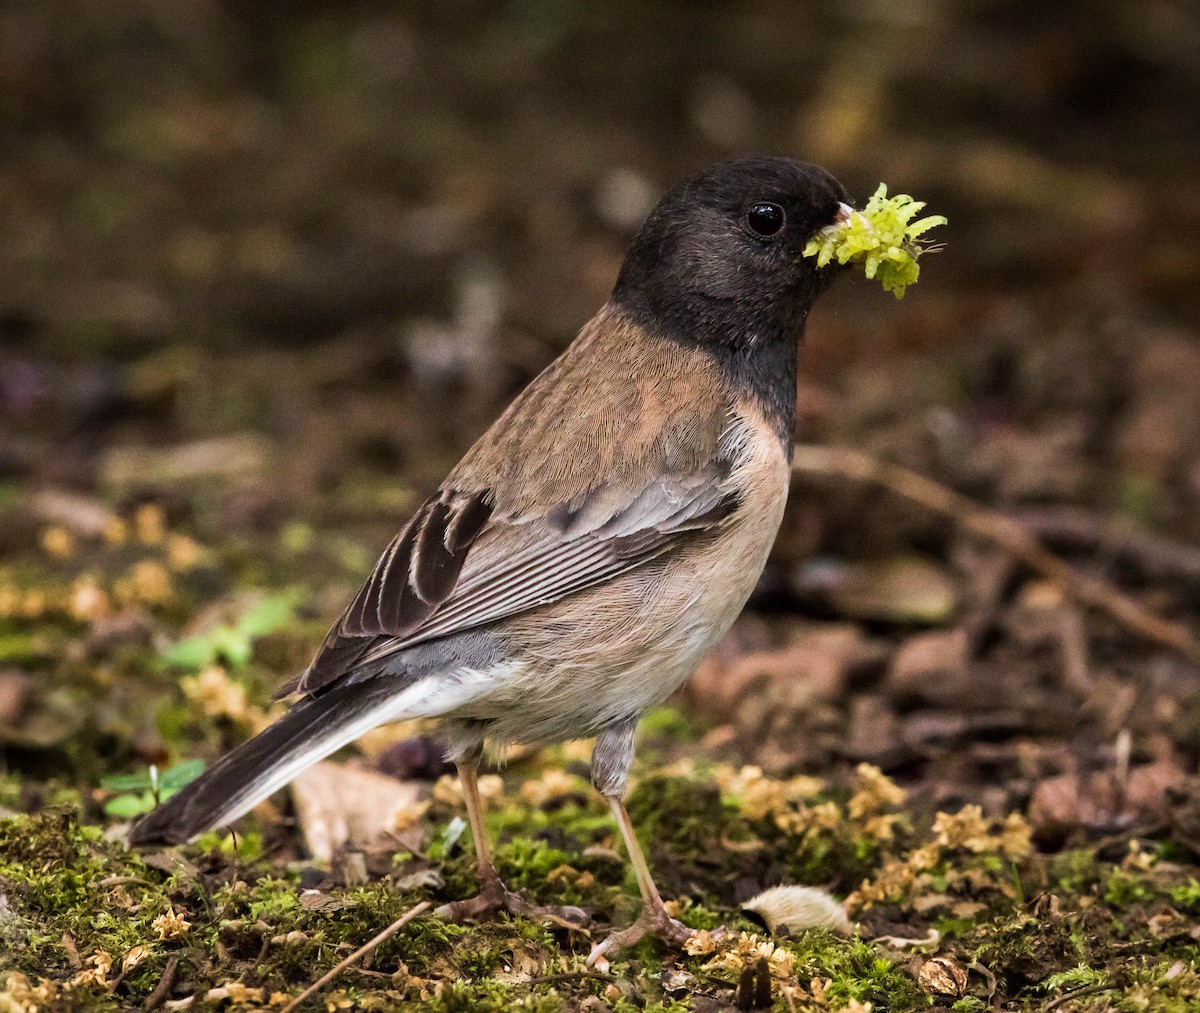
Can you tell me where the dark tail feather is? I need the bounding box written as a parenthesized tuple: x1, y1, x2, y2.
(130, 679, 403, 846)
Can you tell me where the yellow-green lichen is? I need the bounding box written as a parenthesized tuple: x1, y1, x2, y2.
(805, 183, 947, 298)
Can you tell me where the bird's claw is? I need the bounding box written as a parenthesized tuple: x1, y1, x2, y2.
(586, 906, 695, 967)
(436, 879, 589, 929)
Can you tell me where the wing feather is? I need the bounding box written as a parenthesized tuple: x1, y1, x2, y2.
(295, 462, 738, 696)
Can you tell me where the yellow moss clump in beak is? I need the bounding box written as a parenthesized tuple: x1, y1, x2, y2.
(804, 184, 946, 298)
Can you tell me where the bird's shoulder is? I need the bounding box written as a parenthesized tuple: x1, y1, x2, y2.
(292, 304, 769, 696)
(447, 303, 732, 518)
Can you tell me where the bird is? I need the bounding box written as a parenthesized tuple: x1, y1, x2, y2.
(131, 155, 853, 963)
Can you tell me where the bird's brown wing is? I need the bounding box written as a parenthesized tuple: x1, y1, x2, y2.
(295, 461, 739, 695)
(293, 306, 743, 697)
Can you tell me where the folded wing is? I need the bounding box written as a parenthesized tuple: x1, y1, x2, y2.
(294, 456, 739, 696)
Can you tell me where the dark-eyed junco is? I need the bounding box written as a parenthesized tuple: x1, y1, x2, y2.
(132, 156, 852, 962)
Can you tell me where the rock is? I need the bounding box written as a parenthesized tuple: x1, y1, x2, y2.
(886, 628, 971, 704)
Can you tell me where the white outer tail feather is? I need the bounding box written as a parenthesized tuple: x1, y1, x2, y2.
(186, 667, 506, 840)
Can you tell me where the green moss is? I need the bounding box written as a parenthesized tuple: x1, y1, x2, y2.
(669, 896, 722, 931)
(1105, 868, 1156, 908)
(0, 772, 21, 809)
(424, 982, 569, 1012)
(611, 1002, 692, 1013)
(1118, 959, 1200, 1012)
(0, 811, 191, 992)
(799, 933, 924, 1009)
(804, 183, 946, 298)
(627, 775, 736, 856)
(639, 705, 702, 743)
(1048, 849, 1097, 893)
(1168, 878, 1200, 912)
(970, 912, 1088, 991)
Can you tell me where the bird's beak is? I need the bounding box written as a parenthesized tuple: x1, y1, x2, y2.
(835, 202, 854, 225)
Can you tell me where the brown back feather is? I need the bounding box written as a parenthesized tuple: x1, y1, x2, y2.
(294, 305, 735, 697)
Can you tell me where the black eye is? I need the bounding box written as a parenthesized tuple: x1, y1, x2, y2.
(746, 201, 785, 237)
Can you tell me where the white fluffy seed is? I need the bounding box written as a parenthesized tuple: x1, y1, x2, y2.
(742, 884, 853, 936)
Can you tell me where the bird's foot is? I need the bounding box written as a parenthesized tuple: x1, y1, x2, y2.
(436, 878, 589, 930)
(586, 903, 696, 968)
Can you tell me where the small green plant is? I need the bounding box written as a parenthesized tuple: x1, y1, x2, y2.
(428, 815, 468, 861)
(99, 758, 205, 818)
(1169, 878, 1200, 910)
(804, 183, 946, 298)
(161, 590, 299, 668)
(1041, 964, 1106, 994)
(195, 829, 265, 861)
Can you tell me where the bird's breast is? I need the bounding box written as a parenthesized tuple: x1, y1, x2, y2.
(471, 399, 791, 743)
(679, 398, 791, 618)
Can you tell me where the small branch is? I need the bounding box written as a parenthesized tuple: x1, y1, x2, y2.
(1013, 506, 1200, 585)
(143, 954, 180, 1011)
(526, 970, 619, 986)
(1045, 982, 1116, 1010)
(278, 900, 431, 1013)
(967, 960, 997, 1002)
(791, 445, 1200, 665)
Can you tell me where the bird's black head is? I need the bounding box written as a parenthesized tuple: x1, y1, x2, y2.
(612, 156, 849, 352)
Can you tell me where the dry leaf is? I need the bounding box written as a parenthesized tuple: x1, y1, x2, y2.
(885, 628, 971, 703)
(794, 555, 958, 623)
(1029, 760, 1186, 845)
(685, 624, 871, 720)
(290, 760, 426, 861)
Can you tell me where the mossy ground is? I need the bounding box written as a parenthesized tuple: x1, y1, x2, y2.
(1, 504, 1199, 1010)
(5, 754, 1200, 1010)
(2, 473, 1199, 1013)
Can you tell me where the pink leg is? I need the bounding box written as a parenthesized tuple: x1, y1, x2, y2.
(435, 760, 588, 928)
(586, 795, 695, 966)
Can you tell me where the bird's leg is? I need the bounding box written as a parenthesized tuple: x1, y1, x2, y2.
(586, 722, 695, 966)
(438, 759, 507, 913)
(435, 758, 588, 927)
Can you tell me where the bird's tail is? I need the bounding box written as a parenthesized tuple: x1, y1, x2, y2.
(130, 674, 458, 845)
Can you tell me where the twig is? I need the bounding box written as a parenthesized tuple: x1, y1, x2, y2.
(143, 954, 180, 1010)
(1056, 607, 1093, 694)
(1013, 506, 1200, 585)
(1114, 728, 1132, 806)
(792, 445, 1200, 665)
(526, 970, 618, 986)
(278, 900, 431, 1013)
(967, 960, 997, 1003)
(60, 932, 82, 970)
(1045, 982, 1117, 1010)
(954, 542, 1014, 651)
(94, 876, 154, 889)
(344, 966, 392, 980)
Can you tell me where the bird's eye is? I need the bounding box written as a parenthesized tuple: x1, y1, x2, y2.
(746, 202, 785, 237)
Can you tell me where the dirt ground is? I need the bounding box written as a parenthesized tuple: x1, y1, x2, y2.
(2, 2, 1200, 1010)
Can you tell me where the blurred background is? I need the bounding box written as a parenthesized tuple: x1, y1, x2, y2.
(1, 0, 1199, 836)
